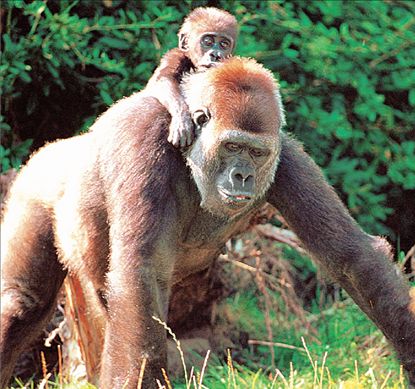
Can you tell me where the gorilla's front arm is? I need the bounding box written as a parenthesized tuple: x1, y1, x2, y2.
(268, 134, 415, 383)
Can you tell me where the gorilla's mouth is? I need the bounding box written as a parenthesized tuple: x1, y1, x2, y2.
(218, 188, 252, 204)
(201, 62, 221, 69)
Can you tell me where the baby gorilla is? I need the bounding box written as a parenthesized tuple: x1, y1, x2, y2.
(144, 7, 238, 147)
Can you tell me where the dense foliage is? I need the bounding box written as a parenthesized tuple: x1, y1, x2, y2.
(1, 0, 414, 240)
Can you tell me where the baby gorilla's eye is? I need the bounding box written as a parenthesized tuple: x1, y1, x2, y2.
(201, 35, 214, 47)
(193, 109, 210, 127)
(220, 39, 230, 50)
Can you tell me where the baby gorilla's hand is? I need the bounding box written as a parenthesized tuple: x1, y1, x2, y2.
(168, 110, 194, 148)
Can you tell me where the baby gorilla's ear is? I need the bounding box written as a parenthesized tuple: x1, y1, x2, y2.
(178, 33, 189, 51)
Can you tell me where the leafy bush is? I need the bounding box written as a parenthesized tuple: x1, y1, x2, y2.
(1, 0, 414, 237)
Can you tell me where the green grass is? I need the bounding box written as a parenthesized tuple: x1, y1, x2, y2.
(9, 292, 407, 388)
(169, 292, 405, 388)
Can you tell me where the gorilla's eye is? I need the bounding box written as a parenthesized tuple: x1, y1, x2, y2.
(225, 142, 241, 153)
(220, 39, 231, 50)
(193, 109, 210, 127)
(201, 35, 214, 47)
(250, 148, 268, 158)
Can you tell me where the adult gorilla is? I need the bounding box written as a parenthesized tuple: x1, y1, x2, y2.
(1, 57, 414, 388)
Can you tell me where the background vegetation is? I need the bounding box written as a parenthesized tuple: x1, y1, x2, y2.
(1, 0, 414, 387)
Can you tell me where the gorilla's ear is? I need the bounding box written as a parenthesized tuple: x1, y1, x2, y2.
(178, 33, 189, 51)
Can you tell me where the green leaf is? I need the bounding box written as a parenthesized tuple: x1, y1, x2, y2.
(19, 70, 32, 83)
(409, 89, 415, 106)
(99, 37, 131, 50)
(46, 62, 59, 79)
(100, 89, 113, 106)
(2, 34, 14, 53)
(283, 48, 299, 59)
(0, 145, 10, 158)
(335, 127, 353, 140)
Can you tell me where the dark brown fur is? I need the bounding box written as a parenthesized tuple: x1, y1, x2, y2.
(1, 57, 414, 388)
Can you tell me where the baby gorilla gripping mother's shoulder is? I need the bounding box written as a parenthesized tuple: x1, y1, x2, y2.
(145, 7, 238, 148)
(1, 57, 414, 388)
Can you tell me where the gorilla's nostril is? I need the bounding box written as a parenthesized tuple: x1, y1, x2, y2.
(235, 173, 244, 182)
